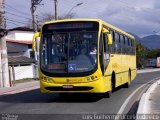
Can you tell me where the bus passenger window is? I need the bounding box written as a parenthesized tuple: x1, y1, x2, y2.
(109, 30, 115, 54)
(120, 35, 124, 54)
(128, 39, 132, 54)
(114, 32, 120, 53)
(130, 39, 134, 55)
(128, 38, 130, 46)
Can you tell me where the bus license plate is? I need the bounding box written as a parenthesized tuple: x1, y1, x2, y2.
(63, 85, 73, 89)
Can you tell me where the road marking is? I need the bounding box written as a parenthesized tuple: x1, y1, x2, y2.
(116, 77, 160, 118)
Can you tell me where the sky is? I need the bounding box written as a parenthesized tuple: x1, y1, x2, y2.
(4, 0, 160, 37)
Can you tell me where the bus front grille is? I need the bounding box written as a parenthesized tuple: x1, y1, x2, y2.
(45, 86, 93, 91)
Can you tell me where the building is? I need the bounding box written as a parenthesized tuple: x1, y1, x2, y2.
(5, 27, 37, 83)
(6, 27, 34, 58)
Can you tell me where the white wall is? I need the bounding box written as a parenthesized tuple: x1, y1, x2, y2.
(6, 31, 16, 40)
(14, 65, 36, 80)
(6, 31, 34, 41)
(15, 32, 34, 41)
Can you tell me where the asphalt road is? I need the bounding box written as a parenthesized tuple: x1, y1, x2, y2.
(0, 71, 160, 120)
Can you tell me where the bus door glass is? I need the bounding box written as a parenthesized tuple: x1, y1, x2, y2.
(41, 33, 68, 73)
(103, 33, 110, 70)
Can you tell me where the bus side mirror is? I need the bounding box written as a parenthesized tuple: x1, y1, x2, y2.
(107, 34, 113, 45)
(102, 28, 112, 45)
(32, 32, 40, 52)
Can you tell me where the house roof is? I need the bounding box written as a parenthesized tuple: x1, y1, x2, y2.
(6, 39, 32, 45)
(7, 44, 23, 53)
(8, 56, 35, 65)
(8, 27, 34, 32)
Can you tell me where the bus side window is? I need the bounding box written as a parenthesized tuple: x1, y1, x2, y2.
(133, 40, 136, 55)
(125, 36, 128, 54)
(130, 39, 134, 55)
(109, 30, 115, 54)
(128, 38, 130, 46)
(123, 36, 126, 54)
(120, 35, 124, 54)
(114, 32, 120, 54)
(128, 39, 132, 55)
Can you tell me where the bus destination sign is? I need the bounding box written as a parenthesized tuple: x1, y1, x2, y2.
(47, 22, 94, 30)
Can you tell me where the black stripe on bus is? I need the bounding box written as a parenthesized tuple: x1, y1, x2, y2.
(104, 69, 137, 77)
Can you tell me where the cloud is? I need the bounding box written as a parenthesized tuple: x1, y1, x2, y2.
(97, 0, 160, 36)
(154, 0, 160, 9)
(5, 0, 160, 36)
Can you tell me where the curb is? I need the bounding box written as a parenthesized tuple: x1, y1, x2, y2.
(0, 86, 39, 95)
(137, 68, 160, 74)
(137, 80, 159, 114)
(0, 81, 39, 95)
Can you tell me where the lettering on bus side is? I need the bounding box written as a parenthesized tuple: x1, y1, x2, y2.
(112, 63, 118, 68)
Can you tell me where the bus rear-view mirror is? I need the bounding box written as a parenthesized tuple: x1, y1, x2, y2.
(32, 32, 40, 52)
(107, 34, 113, 45)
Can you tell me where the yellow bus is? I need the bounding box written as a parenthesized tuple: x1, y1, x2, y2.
(32, 19, 136, 97)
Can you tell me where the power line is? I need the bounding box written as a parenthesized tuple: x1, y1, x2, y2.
(6, 21, 21, 27)
(5, 19, 28, 25)
(6, 17, 29, 24)
(116, 0, 135, 10)
(5, 4, 30, 16)
(5, 11, 32, 21)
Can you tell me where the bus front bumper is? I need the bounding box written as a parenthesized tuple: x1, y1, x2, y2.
(40, 78, 111, 93)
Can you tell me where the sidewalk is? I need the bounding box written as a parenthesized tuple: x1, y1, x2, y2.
(137, 80, 160, 114)
(137, 68, 160, 74)
(0, 81, 39, 95)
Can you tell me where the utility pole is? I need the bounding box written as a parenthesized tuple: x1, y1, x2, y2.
(31, 0, 42, 79)
(54, 0, 58, 20)
(0, 0, 4, 88)
(0, 0, 10, 88)
(30, 0, 42, 32)
(31, 0, 37, 32)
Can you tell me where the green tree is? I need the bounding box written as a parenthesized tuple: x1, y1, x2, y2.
(146, 48, 160, 58)
(136, 42, 147, 68)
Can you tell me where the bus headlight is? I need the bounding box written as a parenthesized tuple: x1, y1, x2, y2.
(86, 75, 99, 81)
(47, 77, 54, 83)
(91, 76, 94, 80)
(86, 77, 90, 81)
(41, 76, 54, 83)
(44, 77, 47, 81)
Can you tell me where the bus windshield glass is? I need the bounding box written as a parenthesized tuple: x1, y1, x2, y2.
(41, 21, 99, 74)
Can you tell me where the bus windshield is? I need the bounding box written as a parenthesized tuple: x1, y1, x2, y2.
(41, 31, 98, 74)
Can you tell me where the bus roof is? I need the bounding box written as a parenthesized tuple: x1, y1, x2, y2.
(42, 18, 135, 39)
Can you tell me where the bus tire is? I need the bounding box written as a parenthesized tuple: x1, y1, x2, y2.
(106, 91, 112, 98)
(125, 70, 131, 88)
(111, 72, 116, 91)
(102, 91, 111, 98)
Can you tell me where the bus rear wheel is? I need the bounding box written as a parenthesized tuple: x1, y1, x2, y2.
(124, 71, 131, 88)
(111, 72, 116, 91)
